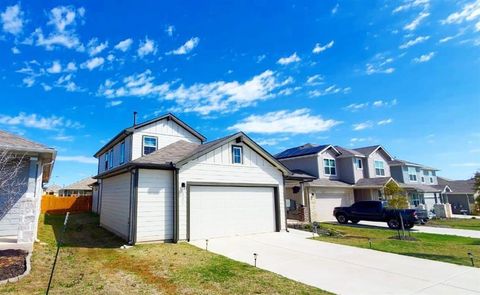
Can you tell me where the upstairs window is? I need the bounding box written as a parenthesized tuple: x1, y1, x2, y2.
(143, 136, 158, 155)
(324, 159, 336, 175)
(354, 158, 363, 169)
(120, 141, 125, 164)
(429, 177, 434, 184)
(421, 176, 425, 183)
(232, 145, 243, 164)
(408, 167, 417, 181)
(104, 152, 109, 170)
(109, 149, 114, 168)
(374, 160, 385, 176)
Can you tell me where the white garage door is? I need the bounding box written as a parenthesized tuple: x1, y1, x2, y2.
(189, 186, 276, 240)
(315, 189, 352, 221)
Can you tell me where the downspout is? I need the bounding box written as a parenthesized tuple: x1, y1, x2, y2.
(128, 168, 139, 245)
(173, 164, 179, 243)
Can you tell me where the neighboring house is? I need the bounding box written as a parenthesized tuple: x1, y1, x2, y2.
(44, 184, 61, 196)
(389, 159, 442, 212)
(435, 177, 477, 214)
(58, 177, 96, 197)
(93, 113, 289, 244)
(0, 130, 55, 251)
(277, 144, 396, 222)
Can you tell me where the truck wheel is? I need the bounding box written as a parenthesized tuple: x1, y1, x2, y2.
(350, 219, 360, 224)
(387, 219, 400, 229)
(336, 214, 348, 224)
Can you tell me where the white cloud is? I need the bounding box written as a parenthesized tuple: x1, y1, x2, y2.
(393, 0, 430, 14)
(48, 6, 84, 32)
(404, 11, 430, 30)
(345, 103, 369, 111)
(99, 70, 292, 115)
(137, 37, 157, 57)
(11, 47, 20, 54)
(165, 25, 175, 37)
(41, 83, 52, 91)
(309, 85, 350, 97)
(331, 4, 339, 15)
(256, 137, 290, 146)
(56, 155, 97, 164)
(306, 74, 324, 86)
(22, 77, 35, 87)
(228, 109, 341, 134)
(114, 38, 133, 52)
(0, 112, 82, 130)
(377, 118, 393, 125)
(106, 100, 122, 107)
(55, 74, 81, 92)
(413, 51, 435, 63)
(350, 137, 374, 143)
(33, 28, 82, 50)
(87, 38, 108, 56)
(52, 135, 74, 142)
(167, 37, 200, 55)
(256, 54, 266, 63)
(1, 4, 24, 35)
(442, 0, 480, 28)
(366, 54, 395, 75)
(81, 57, 104, 70)
(66, 62, 77, 72)
(353, 121, 374, 131)
(277, 52, 301, 65)
(312, 41, 334, 54)
(373, 99, 398, 107)
(399, 35, 430, 49)
(47, 60, 62, 74)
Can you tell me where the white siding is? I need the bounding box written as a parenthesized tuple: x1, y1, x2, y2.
(131, 119, 202, 160)
(100, 172, 132, 240)
(178, 140, 285, 240)
(136, 169, 174, 242)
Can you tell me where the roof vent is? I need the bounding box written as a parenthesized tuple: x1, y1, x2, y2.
(133, 111, 138, 126)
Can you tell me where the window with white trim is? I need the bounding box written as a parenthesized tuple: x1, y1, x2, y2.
(232, 145, 243, 164)
(354, 158, 362, 169)
(324, 159, 336, 175)
(374, 160, 385, 176)
(109, 149, 114, 168)
(408, 167, 417, 181)
(143, 136, 157, 155)
(120, 141, 125, 164)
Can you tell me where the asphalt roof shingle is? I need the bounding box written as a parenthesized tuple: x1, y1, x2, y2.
(437, 177, 475, 194)
(0, 130, 52, 151)
(62, 177, 96, 190)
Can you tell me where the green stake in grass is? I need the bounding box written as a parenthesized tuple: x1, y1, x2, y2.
(205, 239, 209, 251)
(46, 212, 70, 295)
(368, 238, 372, 249)
(253, 253, 258, 267)
(468, 252, 474, 267)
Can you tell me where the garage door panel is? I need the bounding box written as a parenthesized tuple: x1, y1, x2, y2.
(190, 186, 276, 240)
(315, 189, 352, 222)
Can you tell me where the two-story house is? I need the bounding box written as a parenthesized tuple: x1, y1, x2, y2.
(389, 159, 442, 212)
(277, 144, 398, 222)
(93, 113, 290, 244)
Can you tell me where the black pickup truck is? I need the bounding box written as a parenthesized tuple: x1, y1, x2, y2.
(333, 201, 419, 229)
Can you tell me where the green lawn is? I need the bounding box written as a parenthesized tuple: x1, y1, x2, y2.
(0, 213, 329, 295)
(426, 218, 480, 231)
(313, 223, 480, 268)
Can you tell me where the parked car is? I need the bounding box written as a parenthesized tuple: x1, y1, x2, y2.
(333, 201, 419, 229)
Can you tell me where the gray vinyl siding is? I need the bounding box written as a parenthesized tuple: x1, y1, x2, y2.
(136, 169, 174, 242)
(366, 150, 391, 178)
(100, 172, 132, 240)
(97, 135, 133, 174)
(279, 155, 319, 178)
(390, 166, 405, 183)
(337, 157, 355, 184)
(318, 149, 340, 180)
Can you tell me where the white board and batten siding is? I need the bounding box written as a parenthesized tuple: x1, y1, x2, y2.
(100, 173, 132, 240)
(131, 119, 202, 161)
(178, 140, 286, 240)
(136, 169, 174, 242)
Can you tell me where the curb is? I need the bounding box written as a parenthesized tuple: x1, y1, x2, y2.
(0, 251, 32, 285)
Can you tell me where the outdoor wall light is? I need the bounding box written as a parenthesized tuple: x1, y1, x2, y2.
(181, 182, 186, 189)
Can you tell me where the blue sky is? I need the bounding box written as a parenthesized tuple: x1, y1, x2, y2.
(0, 0, 479, 186)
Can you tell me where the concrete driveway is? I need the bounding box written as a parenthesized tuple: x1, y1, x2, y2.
(354, 221, 480, 239)
(190, 230, 480, 295)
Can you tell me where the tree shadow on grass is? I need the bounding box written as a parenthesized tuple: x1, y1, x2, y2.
(43, 212, 124, 249)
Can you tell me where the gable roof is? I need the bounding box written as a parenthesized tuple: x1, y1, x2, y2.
(93, 113, 207, 157)
(437, 176, 475, 194)
(354, 177, 397, 188)
(335, 146, 366, 158)
(401, 183, 441, 193)
(275, 144, 340, 160)
(389, 159, 438, 171)
(45, 184, 62, 193)
(353, 145, 393, 161)
(61, 177, 96, 191)
(95, 132, 290, 178)
(0, 130, 56, 183)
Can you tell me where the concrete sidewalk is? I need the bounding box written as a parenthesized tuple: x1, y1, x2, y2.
(357, 221, 480, 239)
(190, 230, 480, 295)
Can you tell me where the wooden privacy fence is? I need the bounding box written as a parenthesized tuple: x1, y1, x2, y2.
(41, 195, 92, 214)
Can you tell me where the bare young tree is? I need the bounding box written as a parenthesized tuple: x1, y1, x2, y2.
(0, 149, 28, 219)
